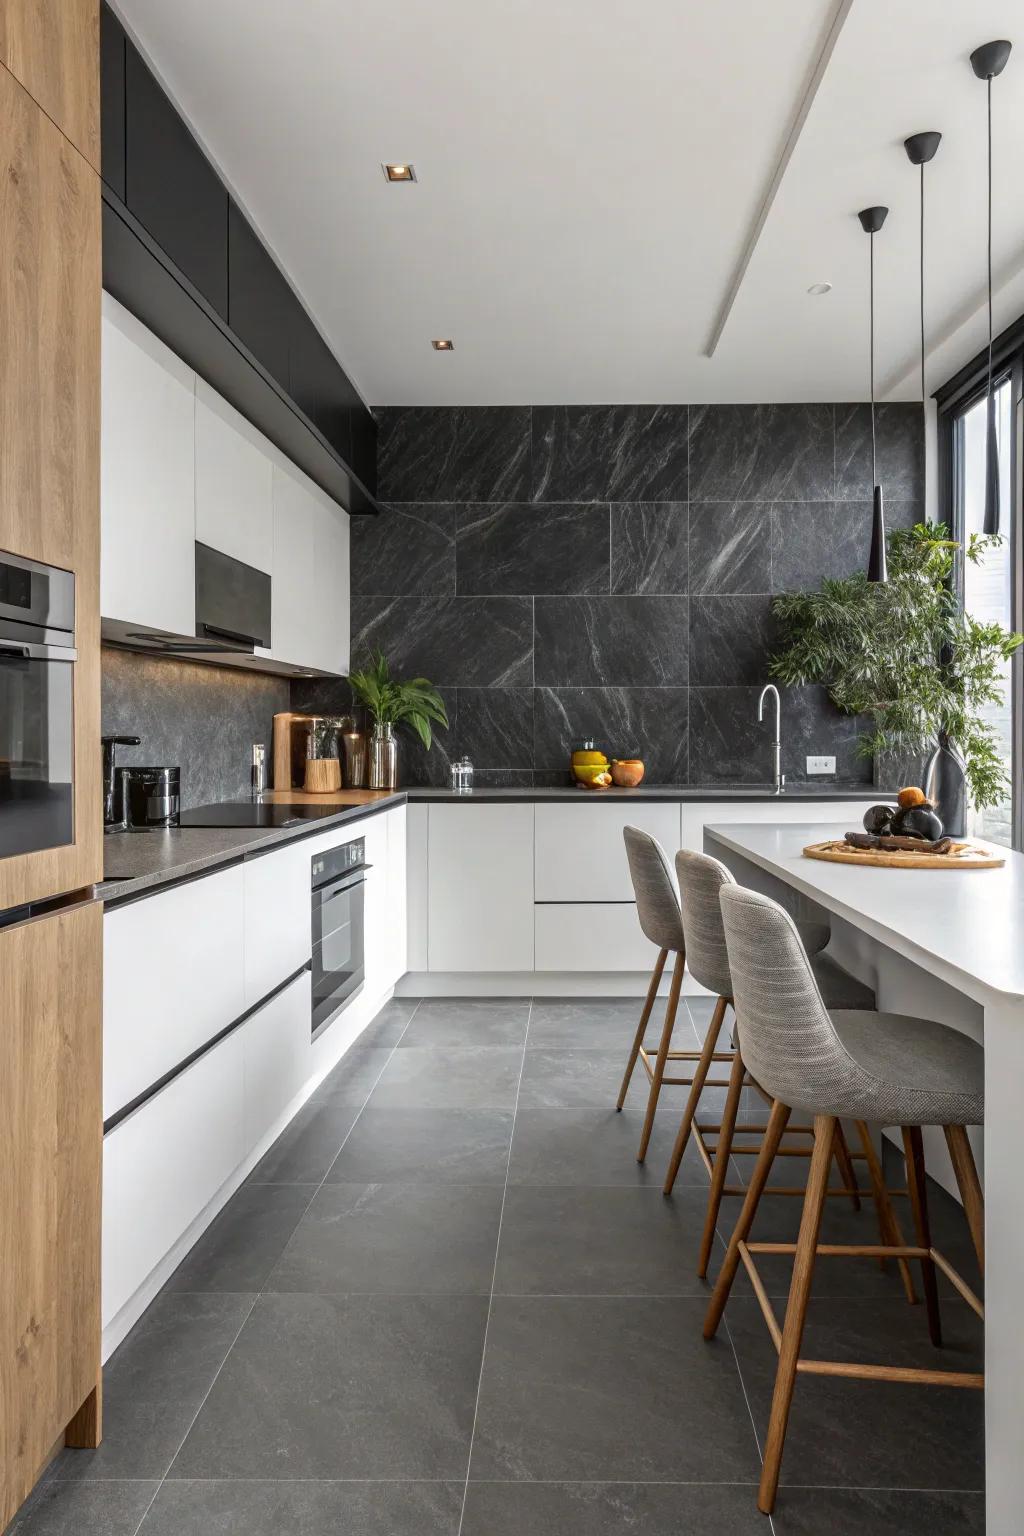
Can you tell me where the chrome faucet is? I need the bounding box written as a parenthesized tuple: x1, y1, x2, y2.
(757, 684, 784, 794)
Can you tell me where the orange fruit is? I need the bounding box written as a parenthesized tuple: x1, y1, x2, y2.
(897, 786, 927, 809)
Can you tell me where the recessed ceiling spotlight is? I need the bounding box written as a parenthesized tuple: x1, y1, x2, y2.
(382, 162, 416, 182)
(431, 338, 454, 351)
(807, 281, 833, 296)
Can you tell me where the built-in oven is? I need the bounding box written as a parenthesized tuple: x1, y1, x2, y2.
(0, 551, 77, 861)
(311, 836, 367, 1038)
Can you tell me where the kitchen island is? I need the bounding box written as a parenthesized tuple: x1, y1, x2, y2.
(705, 820, 1023, 1536)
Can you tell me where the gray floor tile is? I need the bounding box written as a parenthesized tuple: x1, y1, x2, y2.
(772, 1486, 985, 1534)
(461, 1481, 765, 1535)
(326, 1107, 513, 1184)
(399, 997, 530, 1048)
(726, 1295, 984, 1490)
(169, 1292, 489, 1479)
(493, 1185, 710, 1294)
(138, 1479, 463, 1535)
(47, 1293, 255, 1483)
(354, 998, 420, 1048)
(167, 1183, 315, 1292)
(246, 1097, 362, 1183)
(368, 1046, 523, 1109)
(267, 1182, 503, 1294)
(526, 996, 651, 1050)
(469, 1296, 760, 1482)
(8, 1480, 159, 1535)
(309, 1045, 393, 1103)
(519, 1048, 693, 1109)
(507, 1105, 707, 1187)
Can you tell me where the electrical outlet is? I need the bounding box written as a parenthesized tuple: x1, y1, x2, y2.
(806, 755, 836, 776)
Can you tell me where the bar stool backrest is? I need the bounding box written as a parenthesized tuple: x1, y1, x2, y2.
(718, 883, 846, 1112)
(623, 826, 685, 953)
(675, 848, 736, 997)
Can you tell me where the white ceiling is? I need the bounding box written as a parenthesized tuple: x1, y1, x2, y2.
(114, 0, 1024, 405)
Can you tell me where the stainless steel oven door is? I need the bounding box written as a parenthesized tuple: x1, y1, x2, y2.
(0, 640, 76, 860)
(311, 866, 366, 1037)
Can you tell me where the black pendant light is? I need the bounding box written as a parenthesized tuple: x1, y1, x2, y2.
(858, 205, 888, 582)
(904, 132, 941, 516)
(971, 39, 1011, 536)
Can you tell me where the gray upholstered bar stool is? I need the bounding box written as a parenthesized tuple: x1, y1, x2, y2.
(706, 883, 984, 1516)
(665, 849, 886, 1284)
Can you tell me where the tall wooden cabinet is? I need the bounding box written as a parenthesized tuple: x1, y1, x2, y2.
(0, 3, 103, 1526)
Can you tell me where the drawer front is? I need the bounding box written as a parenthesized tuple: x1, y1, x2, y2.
(534, 803, 681, 902)
(103, 865, 245, 1119)
(243, 839, 313, 1009)
(242, 969, 311, 1156)
(535, 902, 660, 972)
(681, 801, 873, 854)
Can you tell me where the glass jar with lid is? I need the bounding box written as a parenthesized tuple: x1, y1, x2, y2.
(450, 756, 474, 793)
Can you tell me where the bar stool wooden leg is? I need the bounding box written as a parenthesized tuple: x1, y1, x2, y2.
(704, 1096, 791, 1335)
(758, 1113, 835, 1515)
(902, 1125, 942, 1348)
(696, 1044, 747, 1276)
(636, 950, 684, 1163)
(832, 1121, 861, 1211)
(662, 994, 728, 1196)
(616, 948, 668, 1111)
(943, 1124, 985, 1277)
(855, 1119, 917, 1304)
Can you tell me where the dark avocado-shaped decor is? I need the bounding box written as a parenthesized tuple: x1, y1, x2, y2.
(891, 804, 944, 841)
(862, 804, 896, 836)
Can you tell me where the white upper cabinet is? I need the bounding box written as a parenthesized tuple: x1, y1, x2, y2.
(272, 461, 350, 673)
(313, 493, 350, 675)
(194, 380, 273, 574)
(101, 294, 196, 635)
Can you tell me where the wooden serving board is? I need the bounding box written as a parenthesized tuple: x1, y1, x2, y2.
(803, 839, 1005, 870)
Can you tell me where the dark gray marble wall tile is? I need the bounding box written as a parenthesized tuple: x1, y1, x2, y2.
(610, 503, 687, 594)
(351, 503, 455, 595)
(688, 404, 834, 501)
(689, 503, 771, 594)
(781, 685, 873, 783)
(377, 407, 531, 502)
(835, 401, 924, 501)
(689, 687, 775, 783)
(351, 595, 533, 687)
(535, 597, 688, 686)
(689, 596, 774, 685)
(456, 688, 534, 767)
(396, 710, 458, 788)
(772, 501, 922, 592)
(102, 648, 290, 810)
(532, 406, 688, 502)
(534, 688, 688, 783)
(456, 503, 609, 595)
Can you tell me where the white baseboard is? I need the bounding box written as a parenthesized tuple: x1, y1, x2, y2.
(101, 983, 396, 1361)
(395, 971, 710, 999)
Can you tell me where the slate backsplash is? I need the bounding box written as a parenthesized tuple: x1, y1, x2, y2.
(292, 402, 923, 788)
(102, 647, 290, 809)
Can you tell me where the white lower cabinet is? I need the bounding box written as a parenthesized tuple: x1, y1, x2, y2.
(427, 803, 534, 971)
(242, 970, 311, 1157)
(384, 804, 408, 989)
(103, 865, 245, 1120)
(680, 801, 871, 852)
(243, 839, 312, 1009)
(535, 902, 659, 972)
(102, 1029, 245, 1328)
(534, 802, 681, 902)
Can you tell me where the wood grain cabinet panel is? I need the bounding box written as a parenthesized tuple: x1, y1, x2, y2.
(0, 903, 103, 1529)
(0, 59, 102, 907)
(0, 0, 99, 169)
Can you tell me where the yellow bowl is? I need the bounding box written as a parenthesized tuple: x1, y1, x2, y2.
(573, 761, 610, 784)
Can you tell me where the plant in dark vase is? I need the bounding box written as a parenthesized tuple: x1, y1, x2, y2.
(347, 650, 449, 790)
(769, 523, 1021, 835)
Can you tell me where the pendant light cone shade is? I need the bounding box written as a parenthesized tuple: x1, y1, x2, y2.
(904, 132, 941, 518)
(971, 40, 1012, 536)
(858, 206, 888, 582)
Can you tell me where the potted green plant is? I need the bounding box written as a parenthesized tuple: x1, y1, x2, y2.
(769, 522, 1022, 832)
(347, 650, 449, 790)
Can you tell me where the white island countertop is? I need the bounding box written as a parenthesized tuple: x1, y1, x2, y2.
(704, 821, 1024, 1006)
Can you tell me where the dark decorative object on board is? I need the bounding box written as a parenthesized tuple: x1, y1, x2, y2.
(925, 730, 968, 837)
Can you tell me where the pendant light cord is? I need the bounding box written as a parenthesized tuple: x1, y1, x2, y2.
(987, 75, 994, 407)
(919, 162, 926, 510)
(869, 229, 877, 489)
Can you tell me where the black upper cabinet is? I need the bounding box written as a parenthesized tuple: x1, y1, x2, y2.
(125, 42, 229, 319)
(100, 4, 126, 200)
(228, 201, 292, 391)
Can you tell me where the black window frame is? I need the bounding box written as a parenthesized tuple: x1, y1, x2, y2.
(935, 316, 1024, 849)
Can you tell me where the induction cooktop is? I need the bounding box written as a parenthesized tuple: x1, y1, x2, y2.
(178, 801, 343, 829)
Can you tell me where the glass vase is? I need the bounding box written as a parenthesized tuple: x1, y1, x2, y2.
(368, 722, 398, 790)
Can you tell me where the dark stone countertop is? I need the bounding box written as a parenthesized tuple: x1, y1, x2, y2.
(96, 783, 889, 907)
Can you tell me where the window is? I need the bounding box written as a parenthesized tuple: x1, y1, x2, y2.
(938, 327, 1023, 850)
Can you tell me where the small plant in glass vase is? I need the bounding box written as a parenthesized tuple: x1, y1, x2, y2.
(769, 523, 1022, 834)
(347, 650, 449, 790)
